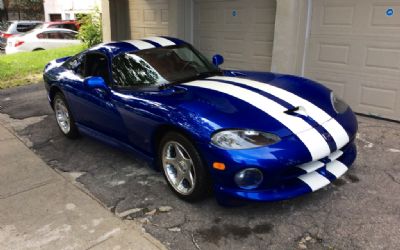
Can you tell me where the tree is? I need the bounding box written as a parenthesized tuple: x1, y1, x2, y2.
(5, 0, 44, 20)
(77, 8, 102, 48)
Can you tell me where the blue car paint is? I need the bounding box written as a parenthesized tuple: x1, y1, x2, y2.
(43, 37, 358, 205)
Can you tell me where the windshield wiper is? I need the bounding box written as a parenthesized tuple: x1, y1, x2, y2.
(159, 70, 222, 90)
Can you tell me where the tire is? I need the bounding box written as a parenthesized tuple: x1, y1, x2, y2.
(53, 92, 79, 139)
(158, 132, 211, 202)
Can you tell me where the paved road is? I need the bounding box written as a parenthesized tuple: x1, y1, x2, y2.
(1, 83, 399, 250)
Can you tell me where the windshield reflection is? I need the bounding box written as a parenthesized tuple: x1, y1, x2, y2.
(112, 45, 218, 88)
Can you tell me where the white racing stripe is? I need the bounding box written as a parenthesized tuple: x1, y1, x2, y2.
(326, 160, 348, 178)
(322, 119, 348, 149)
(298, 172, 331, 191)
(184, 80, 331, 160)
(210, 76, 350, 149)
(125, 40, 155, 50)
(328, 150, 343, 161)
(298, 150, 343, 173)
(145, 37, 175, 46)
(298, 161, 324, 173)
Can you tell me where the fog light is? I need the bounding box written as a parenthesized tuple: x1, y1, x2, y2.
(234, 168, 263, 190)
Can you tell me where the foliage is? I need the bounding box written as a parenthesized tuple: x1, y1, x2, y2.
(0, 45, 84, 89)
(6, 0, 44, 20)
(77, 8, 102, 48)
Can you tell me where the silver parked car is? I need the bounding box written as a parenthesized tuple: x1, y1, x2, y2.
(0, 20, 43, 50)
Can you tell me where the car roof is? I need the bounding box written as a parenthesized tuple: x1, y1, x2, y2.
(35, 28, 78, 33)
(88, 36, 188, 57)
(44, 20, 78, 24)
(9, 20, 43, 23)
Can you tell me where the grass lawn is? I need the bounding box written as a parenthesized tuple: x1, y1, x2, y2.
(0, 45, 85, 89)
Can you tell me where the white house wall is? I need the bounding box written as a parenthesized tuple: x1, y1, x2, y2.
(43, 0, 102, 21)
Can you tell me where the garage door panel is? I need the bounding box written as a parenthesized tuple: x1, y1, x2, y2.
(360, 86, 397, 111)
(318, 43, 350, 65)
(311, 0, 356, 34)
(194, 0, 276, 71)
(371, 3, 400, 27)
(308, 69, 400, 119)
(307, 38, 353, 69)
(366, 47, 400, 71)
(307, 37, 400, 78)
(255, 8, 276, 25)
(307, 71, 351, 100)
(129, 0, 168, 39)
(312, 0, 400, 37)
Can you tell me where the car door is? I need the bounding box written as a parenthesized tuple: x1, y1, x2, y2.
(109, 52, 171, 152)
(59, 31, 81, 46)
(62, 52, 127, 142)
(39, 31, 61, 49)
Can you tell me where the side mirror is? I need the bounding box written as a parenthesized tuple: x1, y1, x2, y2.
(212, 54, 224, 67)
(84, 76, 108, 90)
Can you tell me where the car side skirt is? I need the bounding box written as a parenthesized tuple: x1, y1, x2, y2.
(76, 123, 156, 167)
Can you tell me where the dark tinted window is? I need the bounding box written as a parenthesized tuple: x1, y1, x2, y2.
(62, 24, 78, 31)
(62, 31, 77, 40)
(49, 14, 62, 21)
(85, 53, 110, 84)
(47, 32, 63, 39)
(48, 24, 59, 28)
(37, 33, 47, 39)
(64, 53, 85, 76)
(16, 23, 39, 32)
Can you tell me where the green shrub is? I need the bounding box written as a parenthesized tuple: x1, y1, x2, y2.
(77, 8, 102, 48)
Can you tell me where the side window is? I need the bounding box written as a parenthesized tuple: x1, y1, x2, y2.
(47, 32, 62, 39)
(17, 23, 37, 32)
(112, 53, 162, 88)
(64, 53, 85, 77)
(37, 33, 48, 39)
(62, 31, 77, 40)
(85, 53, 110, 85)
(63, 24, 78, 31)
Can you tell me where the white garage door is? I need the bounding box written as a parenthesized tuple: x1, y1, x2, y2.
(193, 0, 276, 71)
(129, 0, 169, 39)
(305, 0, 400, 121)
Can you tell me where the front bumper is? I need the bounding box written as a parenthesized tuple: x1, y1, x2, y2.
(213, 141, 357, 203)
(5, 46, 20, 54)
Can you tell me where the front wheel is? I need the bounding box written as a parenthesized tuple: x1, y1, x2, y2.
(53, 93, 79, 139)
(159, 132, 211, 201)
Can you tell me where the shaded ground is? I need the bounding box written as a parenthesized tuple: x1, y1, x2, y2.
(1, 83, 399, 250)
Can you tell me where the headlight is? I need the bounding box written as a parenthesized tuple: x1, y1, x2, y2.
(211, 130, 280, 149)
(331, 92, 348, 114)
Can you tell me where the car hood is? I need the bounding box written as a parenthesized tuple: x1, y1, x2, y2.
(175, 71, 338, 138)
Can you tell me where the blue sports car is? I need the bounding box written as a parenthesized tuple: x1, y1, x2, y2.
(43, 36, 357, 205)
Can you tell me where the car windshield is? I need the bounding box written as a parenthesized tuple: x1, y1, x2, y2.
(35, 23, 44, 29)
(112, 44, 220, 88)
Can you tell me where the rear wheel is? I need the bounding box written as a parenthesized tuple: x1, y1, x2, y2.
(53, 93, 79, 139)
(159, 132, 211, 201)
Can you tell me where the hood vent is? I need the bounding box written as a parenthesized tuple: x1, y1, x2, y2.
(284, 106, 308, 117)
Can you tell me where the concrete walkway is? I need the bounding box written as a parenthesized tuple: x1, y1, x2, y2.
(0, 123, 165, 250)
